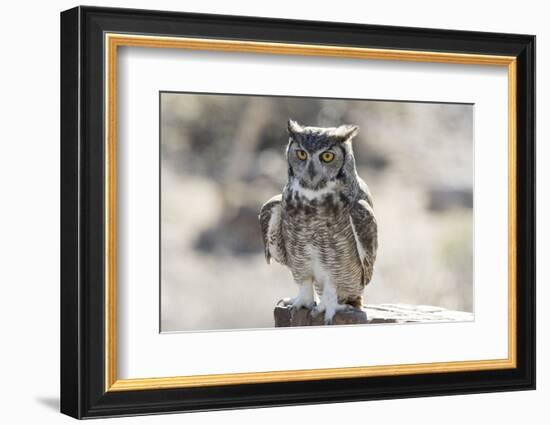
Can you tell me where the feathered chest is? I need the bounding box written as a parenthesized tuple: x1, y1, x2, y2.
(280, 183, 364, 284)
(281, 185, 352, 240)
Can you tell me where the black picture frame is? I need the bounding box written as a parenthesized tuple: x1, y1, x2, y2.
(60, 5, 535, 419)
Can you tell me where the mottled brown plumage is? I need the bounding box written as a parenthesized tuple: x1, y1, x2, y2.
(259, 120, 378, 324)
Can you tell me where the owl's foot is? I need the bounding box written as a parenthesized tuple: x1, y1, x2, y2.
(320, 303, 356, 325)
(278, 297, 315, 311)
(311, 303, 326, 318)
(279, 282, 315, 312)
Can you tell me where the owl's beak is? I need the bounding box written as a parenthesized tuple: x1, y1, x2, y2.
(301, 161, 323, 188)
(307, 161, 316, 180)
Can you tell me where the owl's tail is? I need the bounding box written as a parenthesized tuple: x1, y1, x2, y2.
(342, 296, 363, 309)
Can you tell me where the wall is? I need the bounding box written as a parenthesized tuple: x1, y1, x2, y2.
(0, 0, 544, 423)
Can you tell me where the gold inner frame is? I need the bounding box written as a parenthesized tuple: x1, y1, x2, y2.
(104, 33, 517, 392)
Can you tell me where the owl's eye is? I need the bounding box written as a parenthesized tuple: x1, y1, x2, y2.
(320, 151, 335, 163)
(296, 149, 308, 161)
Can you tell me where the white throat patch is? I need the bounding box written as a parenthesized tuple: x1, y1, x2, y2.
(290, 180, 338, 200)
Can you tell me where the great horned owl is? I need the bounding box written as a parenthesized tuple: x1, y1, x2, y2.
(259, 120, 378, 325)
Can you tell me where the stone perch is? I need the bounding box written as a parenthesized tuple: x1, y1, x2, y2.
(274, 302, 473, 327)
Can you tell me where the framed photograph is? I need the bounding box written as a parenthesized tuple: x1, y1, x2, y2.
(60, 6, 535, 419)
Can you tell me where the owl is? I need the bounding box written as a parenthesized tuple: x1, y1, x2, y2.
(259, 119, 378, 325)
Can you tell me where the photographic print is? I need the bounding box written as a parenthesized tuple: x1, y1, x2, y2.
(160, 92, 474, 332)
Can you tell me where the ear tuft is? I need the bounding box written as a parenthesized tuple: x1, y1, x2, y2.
(287, 119, 303, 135)
(333, 124, 359, 141)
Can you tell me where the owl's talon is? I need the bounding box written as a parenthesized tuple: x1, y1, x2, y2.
(311, 303, 325, 318)
(278, 297, 292, 307)
(324, 314, 334, 325)
(289, 304, 301, 313)
(281, 297, 315, 312)
(297, 300, 316, 310)
(323, 308, 337, 325)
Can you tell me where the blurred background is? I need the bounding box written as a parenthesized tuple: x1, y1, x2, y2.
(160, 92, 473, 332)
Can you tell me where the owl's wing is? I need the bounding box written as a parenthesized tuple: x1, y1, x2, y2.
(259, 194, 287, 265)
(350, 199, 378, 286)
(357, 176, 375, 207)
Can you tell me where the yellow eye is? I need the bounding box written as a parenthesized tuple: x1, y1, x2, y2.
(296, 149, 308, 160)
(320, 151, 335, 163)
